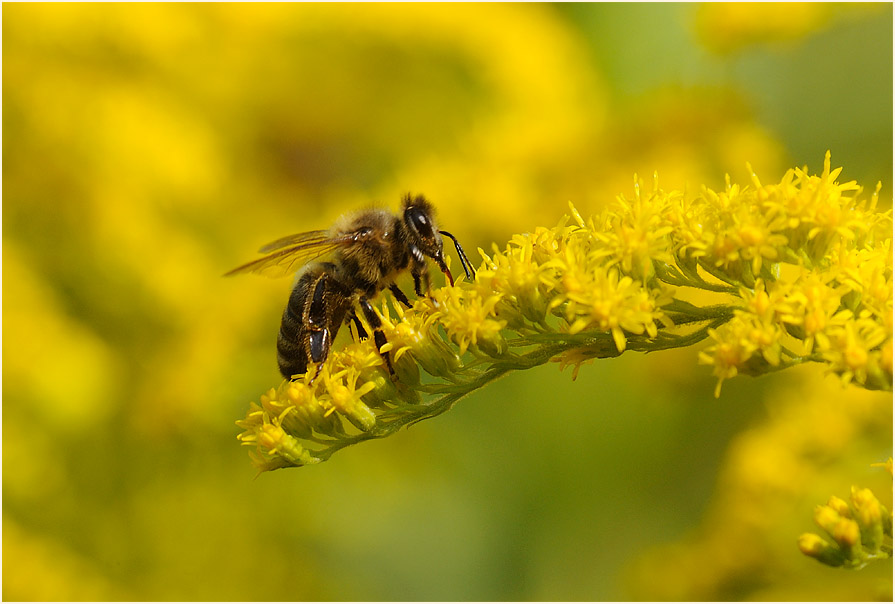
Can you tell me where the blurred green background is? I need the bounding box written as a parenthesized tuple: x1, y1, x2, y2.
(3, 3, 892, 601)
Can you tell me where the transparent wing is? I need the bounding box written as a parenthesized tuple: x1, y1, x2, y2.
(257, 230, 330, 253)
(224, 231, 351, 279)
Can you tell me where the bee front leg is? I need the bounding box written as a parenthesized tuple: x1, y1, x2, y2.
(411, 265, 431, 297)
(358, 296, 396, 377)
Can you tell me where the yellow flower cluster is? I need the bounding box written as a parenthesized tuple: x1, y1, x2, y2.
(236, 154, 892, 471)
(697, 154, 891, 394)
(800, 477, 893, 569)
(626, 380, 891, 600)
(236, 342, 387, 471)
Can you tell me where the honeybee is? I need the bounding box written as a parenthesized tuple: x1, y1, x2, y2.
(226, 194, 474, 383)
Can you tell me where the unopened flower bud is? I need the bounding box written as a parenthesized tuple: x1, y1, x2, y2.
(851, 486, 884, 552)
(798, 533, 845, 567)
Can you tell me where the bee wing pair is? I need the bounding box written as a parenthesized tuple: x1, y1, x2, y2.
(223, 230, 355, 279)
(226, 228, 475, 282)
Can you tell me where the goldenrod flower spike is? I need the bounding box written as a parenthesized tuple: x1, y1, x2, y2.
(236, 154, 892, 472)
(800, 485, 893, 569)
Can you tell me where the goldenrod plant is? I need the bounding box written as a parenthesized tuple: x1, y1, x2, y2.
(625, 378, 891, 599)
(237, 153, 892, 474)
(6, 3, 892, 600)
(799, 459, 893, 569)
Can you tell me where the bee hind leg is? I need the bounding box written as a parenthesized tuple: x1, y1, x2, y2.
(302, 269, 345, 386)
(358, 296, 396, 377)
(306, 328, 331, 385)
(302, 362, 325, 386)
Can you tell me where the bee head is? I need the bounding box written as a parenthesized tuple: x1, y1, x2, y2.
(402, 194, 453, 285)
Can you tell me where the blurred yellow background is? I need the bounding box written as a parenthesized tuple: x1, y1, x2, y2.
(3, 3, 892, 600)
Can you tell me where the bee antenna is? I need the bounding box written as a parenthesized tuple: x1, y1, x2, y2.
(439, 230, 475, 280)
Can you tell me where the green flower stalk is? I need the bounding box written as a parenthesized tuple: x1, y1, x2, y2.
(237, 153, 893, 472)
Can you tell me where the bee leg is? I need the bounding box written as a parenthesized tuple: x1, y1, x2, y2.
(413, 274, 422, 297)
(358, 296, 395, 377)
(305, 327, 331, 386)
(411, 267, 431, 297)
(302, 268, 346, 386)
(307, 361, 325, 385)
(345, 309, 368, 340)
(388, 283, 413, 308)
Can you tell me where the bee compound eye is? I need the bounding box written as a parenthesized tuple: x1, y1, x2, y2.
(407, 208, 432, 237)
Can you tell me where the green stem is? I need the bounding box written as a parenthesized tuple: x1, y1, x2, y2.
(310, 342, 570, 462)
